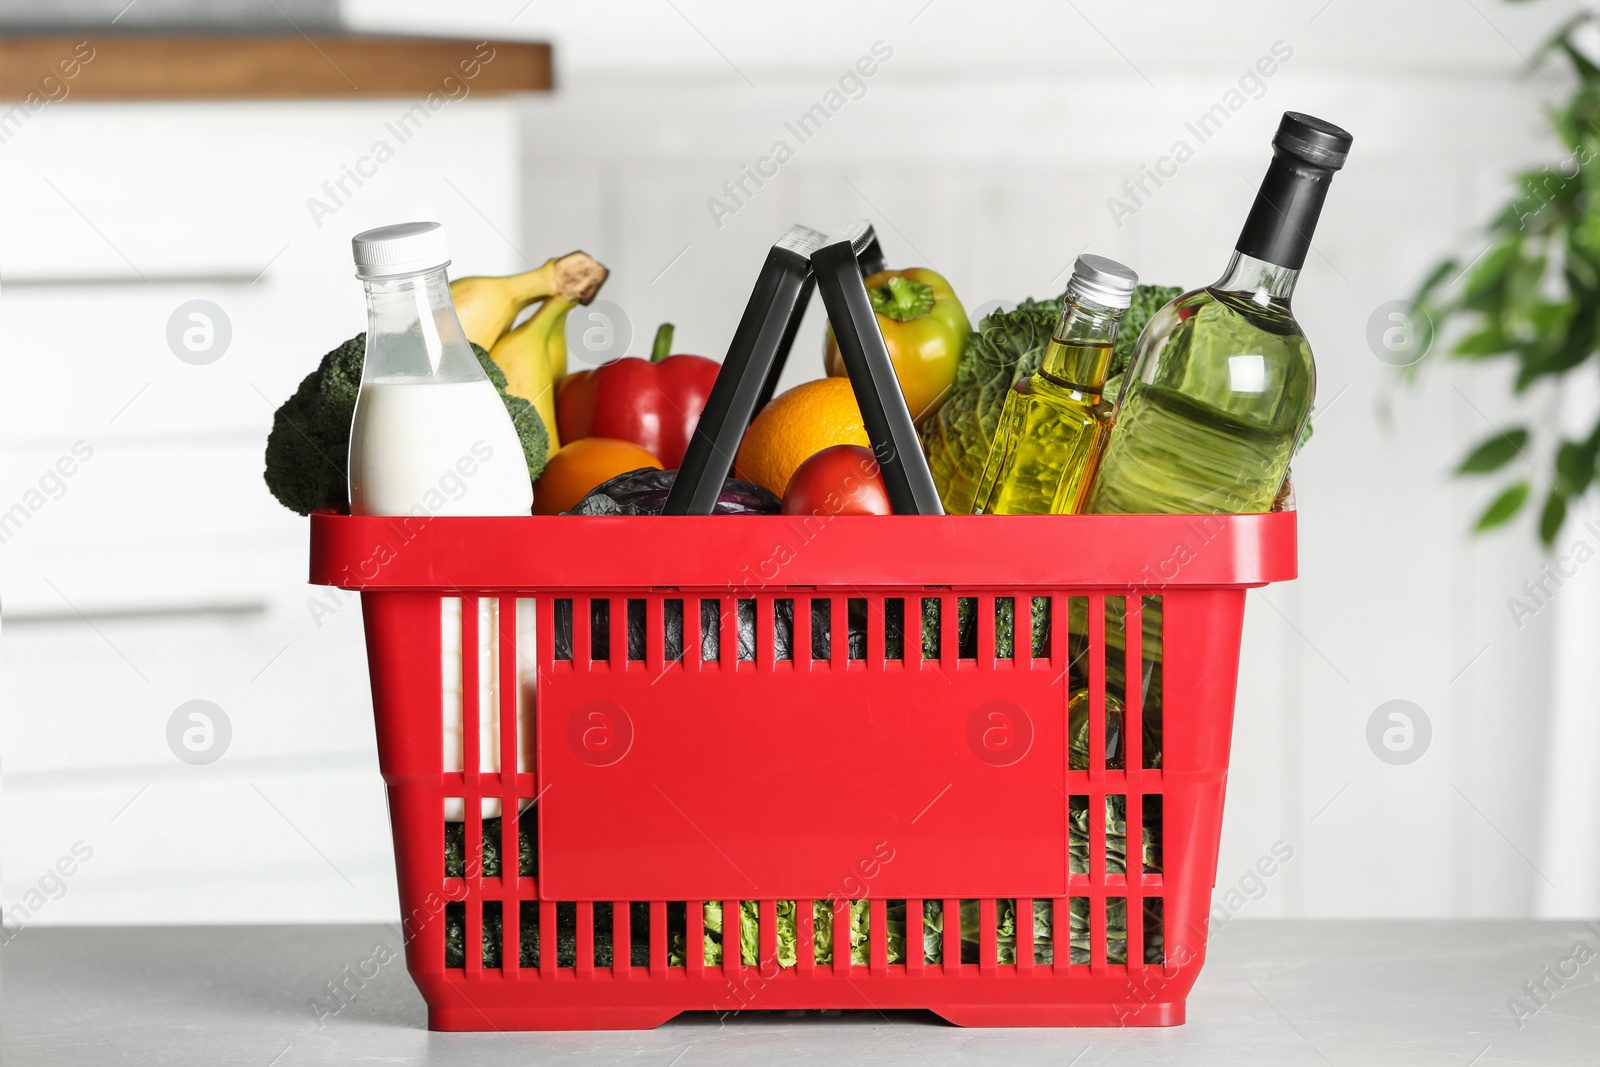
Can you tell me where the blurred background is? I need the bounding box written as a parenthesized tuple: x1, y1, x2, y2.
(3, 0, 1597, 928)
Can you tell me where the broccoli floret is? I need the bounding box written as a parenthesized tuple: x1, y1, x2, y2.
(263, 334, 364, 516)
(475, 346, 549, 485)
(263, 334, 548, 515)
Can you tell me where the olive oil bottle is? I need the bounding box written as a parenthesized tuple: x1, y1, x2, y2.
(1086, 112, 1352, 515)
(973, 255, 1138, 515)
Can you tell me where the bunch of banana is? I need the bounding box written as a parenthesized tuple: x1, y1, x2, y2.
(451, 251, 608, 450)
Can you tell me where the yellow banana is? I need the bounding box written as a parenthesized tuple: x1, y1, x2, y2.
(541, 301, 570, 382)
(450, 251, 608, 350)
(489, 294, 585, 452)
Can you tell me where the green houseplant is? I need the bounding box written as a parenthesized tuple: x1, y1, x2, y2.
(1414, 6, 1600, 545)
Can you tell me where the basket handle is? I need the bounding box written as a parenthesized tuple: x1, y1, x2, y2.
(746, 226, 886, 419)
(810, 221, 944, 516)
(662, 225, 826, 515)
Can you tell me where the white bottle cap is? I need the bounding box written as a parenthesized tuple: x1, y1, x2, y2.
(352, 221, 450, 279)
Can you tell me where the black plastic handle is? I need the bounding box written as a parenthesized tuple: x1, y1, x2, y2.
(662, 225, 827, 516)
(857, 228, 887, 276)
(745, 226, 885, 420)
(810, 221, 944, 516)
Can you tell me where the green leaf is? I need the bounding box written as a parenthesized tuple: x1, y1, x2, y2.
(1531, 13, 1599, 81)
(1457, 428, 1529, 473)
(1490, 198, 1531, 232)
(1559, 36, 1600, 84)
(1564, 249, 1600, 294)
(1452, 328, 1516, 358)
(1507, 252, 1548, 307)
(1509, 171, 1578, 230)
(1513, 296, 1598, 389)
(1575, 206, 1600, 255)
(1539, 489, 1569, 546)
(1555, 434, 1598, 495)
(1475, 481, 1531, 532)
(1413, 258, 1458, 306)
(1462, 240, 1522, 304)
(1524, 300, 1576, 336)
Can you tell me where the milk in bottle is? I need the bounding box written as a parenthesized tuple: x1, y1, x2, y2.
(347, 221, 533, 518)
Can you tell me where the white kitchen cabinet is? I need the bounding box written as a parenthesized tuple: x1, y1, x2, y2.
(2, 99, 524, 922)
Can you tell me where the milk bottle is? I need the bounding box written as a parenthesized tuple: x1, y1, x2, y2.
(347, 221, 533, 518)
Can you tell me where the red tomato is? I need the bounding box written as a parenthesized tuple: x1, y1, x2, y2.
(780, 445, 893, 516)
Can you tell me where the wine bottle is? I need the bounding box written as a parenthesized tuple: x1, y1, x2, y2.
(1085, 112, 1352, 515)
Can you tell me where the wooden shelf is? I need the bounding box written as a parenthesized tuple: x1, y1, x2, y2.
(0, 35, 551, 100)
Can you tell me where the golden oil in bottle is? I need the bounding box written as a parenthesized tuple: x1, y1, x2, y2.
(973, 254, 1138, 515)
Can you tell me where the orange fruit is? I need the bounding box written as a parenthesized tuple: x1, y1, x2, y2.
(735, 377, 869, 497)
(534, 437, 662, 515)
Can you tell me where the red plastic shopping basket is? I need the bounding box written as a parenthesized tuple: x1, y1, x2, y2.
(309, 508, 1295, 1029)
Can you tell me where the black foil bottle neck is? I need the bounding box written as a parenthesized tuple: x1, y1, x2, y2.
(1233, 151, 1337, 272)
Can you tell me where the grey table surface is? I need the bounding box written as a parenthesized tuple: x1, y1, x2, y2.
(5, 920, 1598, 1066)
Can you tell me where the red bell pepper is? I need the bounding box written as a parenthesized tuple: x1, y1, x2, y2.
(555, 324, 720, 469)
